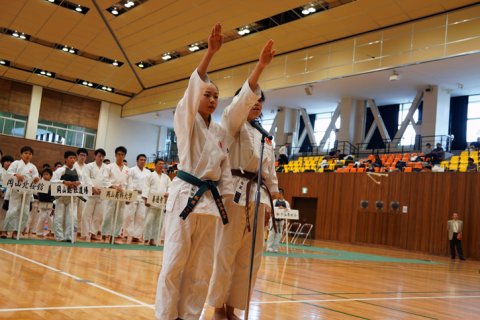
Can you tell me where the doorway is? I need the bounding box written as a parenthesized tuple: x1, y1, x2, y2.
(292, 197, 318, 239)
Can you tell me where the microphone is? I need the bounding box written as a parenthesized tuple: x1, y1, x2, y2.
(249, 120, 273, 140)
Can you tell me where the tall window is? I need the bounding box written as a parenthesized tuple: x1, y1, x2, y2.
(0, 111, 27, 137)
(398, 103, 419, 146)
(314, 112, 340, 151)
(467, 95, 480, 142)
(36, 120, 96, 149)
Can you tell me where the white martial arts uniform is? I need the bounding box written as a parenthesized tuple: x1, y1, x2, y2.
(208, 80, 279, 310)
(3, 160, 39, 232)
(142, 171, 171, 242)
(52, 165, 87, 241)
(123, 165, 150, 239)
(101, 163, 130, 237)
(81, 161, 108, 237)
(155, 69, 234, 320)
(33, 180, 55, 235)
(74, 162, 88, 235)
(0, 167, 8, 231)
(266, 199, 290, 252)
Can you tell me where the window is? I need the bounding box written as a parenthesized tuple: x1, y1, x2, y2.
(467, 95, 480, 142)
(0, 111, 27, 137)
(314, 112, 340, 151)
(36, 120, 96, 149)
(398, 103, 419, 146)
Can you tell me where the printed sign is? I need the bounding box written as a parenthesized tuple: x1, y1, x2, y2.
(51, 183, 92, 196)
(274, 208, 299, 220)
(147, 193, 166, 208)
(100, 188, 138, 202)
(2, 176, 50, 194)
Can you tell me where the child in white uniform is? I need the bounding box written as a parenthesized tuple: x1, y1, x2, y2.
(52, 151, 87, 242)
(155, 24, 234, 320)
(123, 154, 150, 243)
(142, 158, 171, 246)
(0, 155, 14, 238)
(102, 146, 130, 243)
(34, 168, 55, 237)
(4, 146, 40, 238)
(208, 40, 279, 320)
(81, 148, 107, 241)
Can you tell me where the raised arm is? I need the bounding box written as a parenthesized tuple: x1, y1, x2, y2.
(197, 23, 223, 80)
(222, 40, 275, 137)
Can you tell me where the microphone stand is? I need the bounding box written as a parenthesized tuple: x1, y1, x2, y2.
(244, 133, 268, 320)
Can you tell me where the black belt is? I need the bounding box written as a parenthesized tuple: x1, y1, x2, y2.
(177, 170, 228, 225)
(231, 169, 277, 233)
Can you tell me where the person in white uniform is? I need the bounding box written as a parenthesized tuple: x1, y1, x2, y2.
(155, 23, 234, 320)
(4, 146, 40, 238)
(52, 151, 88, 242)
(102, 146, 130, 244)
(0, 155, 14, 238)
(142, 158, 171, 246)
(74, 148, 89, 236)
(266, 188, 290, 253)
(81, 148, 107, 241)
(33, 168, 55, 237)
(208, 40, 279, 320)
(123, 154, 150, 244)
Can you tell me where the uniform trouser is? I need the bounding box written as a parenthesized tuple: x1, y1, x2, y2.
(77, 199, 85, 235)
(27, 200, 39, 233)
(102, 200, 125, 237)
(81, 196, 104, 237)
(450, 233, 465, 259)
(123, 198, 146, 238)
(34, 206, 53, 235)
(208, 202, 266, 310)
(3, 191, 31, 232)
(53, 197, 78, 241)
(0, 198, 5, 231)
(155, 212, 217, 320)
(266, 218, 284, 251)
(144, 206, 164, 241)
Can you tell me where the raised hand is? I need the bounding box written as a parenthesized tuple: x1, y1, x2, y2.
(259, 40, 275, 67)
(207, 23, 223, 53)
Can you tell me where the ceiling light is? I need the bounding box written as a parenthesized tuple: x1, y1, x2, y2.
(162, 53, 172, 61)
(82, 81, 88, 85)
(188, 44, 200, 52)
(107, 87, 113, 92)
(389, 70, 400, 81)
(138, 62, 144, 68)
(112, 60, 119, 66)
(301, 8, 310, 15)
(101, 86, 107, 90)
(75, 5, 82, 12)
(88, 82, 93, 87)
(127, 1, 134, 6)
(237, 26, 250, 36)
(308, 6, 316, 13)
(40, 71, 46, 75)
(69, 48, 75, 53)
(48, 0, 55, 2)
(12, 31, 19, 37)
(46, 72, 52, 76)
(19, 33, 27, 39)
(111, 8, 119, 15)
(62, 46, 69, 52)
(0, 60, 7, 65)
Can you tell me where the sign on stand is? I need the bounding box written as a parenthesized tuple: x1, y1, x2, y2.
(101, 189, 138, 244)
(273, 208, 300, 254)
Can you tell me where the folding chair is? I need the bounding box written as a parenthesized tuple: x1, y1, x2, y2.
(281, 222, 301, 243)
(293, 223, 313, 245)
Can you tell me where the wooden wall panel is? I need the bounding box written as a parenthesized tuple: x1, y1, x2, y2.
(40, 89, 101, 130)
(277, 172, 480, 260)
(0, 135, 94, 168)
(0, 78, 31, 116)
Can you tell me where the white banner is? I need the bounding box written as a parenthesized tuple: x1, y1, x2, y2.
(274, 208, 299, 220)
(51, 183, 92, 197)
(147, 192, 166, 208)
(100, 188, 138, 202)
(2, 176, 50, 194)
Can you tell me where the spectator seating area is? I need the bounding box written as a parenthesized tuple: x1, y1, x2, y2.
(279, 151, 479, 173)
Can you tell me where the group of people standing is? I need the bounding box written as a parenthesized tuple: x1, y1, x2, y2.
(0, 146, 171, 246)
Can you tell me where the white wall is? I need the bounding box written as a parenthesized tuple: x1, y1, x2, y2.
(96, 102, 161, 165)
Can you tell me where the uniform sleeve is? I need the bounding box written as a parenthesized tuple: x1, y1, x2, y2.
(104, 165, 113, 188)
(7, 161, 18, 174)
(285, 201, 291, 210)
(141, 174, 151, 199)
(51, 168, 64, 183)
(217, 153, 234, 196)
(221, 80, 261, 145)
(32, 165, 39, 179)
(174, 69, 211, 154)
(264, 147, 279, 194)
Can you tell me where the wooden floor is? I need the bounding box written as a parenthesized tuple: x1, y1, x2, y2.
(0, 239, 479, 320)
